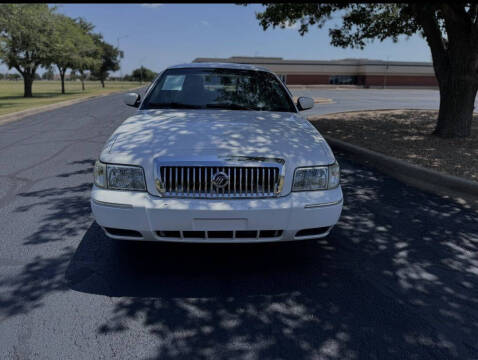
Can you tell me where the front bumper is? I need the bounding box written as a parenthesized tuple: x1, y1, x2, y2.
(90, 185, 343, 243)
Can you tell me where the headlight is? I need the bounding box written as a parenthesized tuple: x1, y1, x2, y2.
(107, 164, 146, 191)
(292, 162, 340, 191)
(94, 161, 146, 191)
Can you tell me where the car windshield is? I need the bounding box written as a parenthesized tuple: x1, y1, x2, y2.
(142, 67, 296, 112)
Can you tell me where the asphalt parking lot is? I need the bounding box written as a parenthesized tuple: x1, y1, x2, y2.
(0, 89, 477, 359)
(291, 87, 478, 116)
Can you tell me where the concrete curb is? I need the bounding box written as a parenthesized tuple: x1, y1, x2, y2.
(0, 86, 143, 127)
(324, 135, 478, 207)
(308, 109, 478, 120)
(308, 108, 437, 120)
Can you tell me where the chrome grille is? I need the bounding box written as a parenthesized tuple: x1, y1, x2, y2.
(155, 158, 284, 199)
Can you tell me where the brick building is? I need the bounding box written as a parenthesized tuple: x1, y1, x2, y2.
(193, 56, 437, 88)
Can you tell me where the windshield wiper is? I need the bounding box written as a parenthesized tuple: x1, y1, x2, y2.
(206, 103, 258, 111)
(147, 102, 203, 109)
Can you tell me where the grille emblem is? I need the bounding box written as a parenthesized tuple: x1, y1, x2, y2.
(211, 171, 229, 189)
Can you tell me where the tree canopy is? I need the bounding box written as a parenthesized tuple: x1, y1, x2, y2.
(129, 66, 157, 82)
(0, 4, 122, 96)
(50, 14, 98, 93)
(90, 34, 123, 88)
(0, 4, 57, 96)
(71, 18, 101, 91)
(250, 3, 478, 138)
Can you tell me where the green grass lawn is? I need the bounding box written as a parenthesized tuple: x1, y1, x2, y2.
(0, 80, 144, 116)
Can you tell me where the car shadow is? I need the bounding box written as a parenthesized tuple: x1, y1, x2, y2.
(66, 221, 340, 298)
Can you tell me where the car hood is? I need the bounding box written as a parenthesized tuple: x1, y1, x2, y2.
(100, 109, 335, 166)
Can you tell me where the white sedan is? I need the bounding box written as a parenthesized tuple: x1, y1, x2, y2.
(91, 63, 343, 243)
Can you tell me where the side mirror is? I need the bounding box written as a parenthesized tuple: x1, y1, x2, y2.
(124, 92, 141, 107)
(297, 96, 314, 111)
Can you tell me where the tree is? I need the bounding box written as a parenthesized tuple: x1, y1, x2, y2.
(50, 14, 76, 94)
(50, 14, 97, 94)
(130, 66, 157, 83)
(0, 4, 56, 97)
(72, 18, 101, 91)
(90, 34, 123, 88)
(250, 3, 478, 138)
(42, 67, 55, 80)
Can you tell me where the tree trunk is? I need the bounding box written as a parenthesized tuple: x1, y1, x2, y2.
(434, 71, 478, 138)
(60, 70, 66, 94)
(100, 78, 105, 88)
(78, 70, 86, 91)
(410, 4, 478, 138)
(23, 74, 33, 97)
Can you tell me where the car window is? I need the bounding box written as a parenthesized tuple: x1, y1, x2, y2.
(142, 68, 296, 112)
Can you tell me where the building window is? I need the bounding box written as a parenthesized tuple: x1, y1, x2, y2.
(329, 75, 357, 85)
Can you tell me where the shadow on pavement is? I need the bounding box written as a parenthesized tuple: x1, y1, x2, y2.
(1, 155, 477, 359)
(0, 160, 95, 318)
(14, 160, 95, 245)
(62, 156, 478, 360)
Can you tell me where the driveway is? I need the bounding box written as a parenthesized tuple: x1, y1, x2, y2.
(0, 90, 477, 359)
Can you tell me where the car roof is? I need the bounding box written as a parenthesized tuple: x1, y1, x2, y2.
(166, 62, 273, 73)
